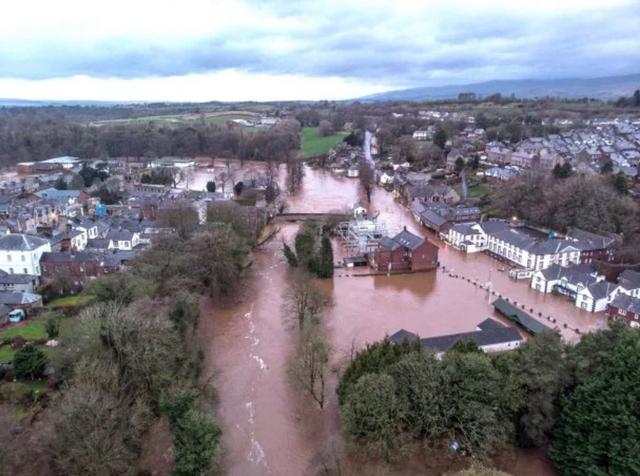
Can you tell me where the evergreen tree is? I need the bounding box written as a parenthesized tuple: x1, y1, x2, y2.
(550, 331, 640, 476)
(317, 236, 334, 278)
(53, 176, 68, 190)
(282, 242, 298, 267)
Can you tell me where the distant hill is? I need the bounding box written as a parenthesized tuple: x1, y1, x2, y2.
(360, 74, 640, 102)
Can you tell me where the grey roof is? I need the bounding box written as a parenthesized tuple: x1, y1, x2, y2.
(391, 229, 425, 250)
(539, 264, 599, 288)
(34, 188, 81, 200)
(0, 291, 41, 305)
(0, 273, 37, 285)
(107, 230, 134, 241)
(493, 298, 553, 336)
(619, 270, 640, 290)
(585, 281, 619, 300)
(379, 229, 426, 252)
(451, 223, 481, 236)
(479, 221, 510, 235)
(390, 319, 522, 353)
(419, 209, 447, 227)
(0, 234, 50, 251)
(609, 293, 640, 314)
(86, 239, 112, 249)
(566, 227, 616, 250)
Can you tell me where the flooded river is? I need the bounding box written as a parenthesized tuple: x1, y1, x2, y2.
(198, 165, 597, 475)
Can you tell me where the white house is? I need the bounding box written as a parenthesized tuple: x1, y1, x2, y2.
(347, 165, 359, 178)
(576, 281, 622, 313)
(74, 219, 100, 240)
(106, 230, 140, 251)
(69, 229, 88, 251)
(531, 264, 603, 296)
(618, 270, 640, 298)
(390, 318, 522, 359)
(412, 130, 430, 141)
(0, 234, 51, 276)
(447, 223, 487, 252)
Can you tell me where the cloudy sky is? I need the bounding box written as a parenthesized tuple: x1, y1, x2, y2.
(1, 0, 638, 102)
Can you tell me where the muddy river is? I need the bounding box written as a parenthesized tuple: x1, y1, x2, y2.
(198, 165, 599, 475)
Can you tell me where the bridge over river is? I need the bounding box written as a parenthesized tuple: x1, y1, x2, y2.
(273, 212, 349, 222)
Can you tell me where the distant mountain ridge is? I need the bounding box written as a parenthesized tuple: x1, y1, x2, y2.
(360, 74, 640, 102)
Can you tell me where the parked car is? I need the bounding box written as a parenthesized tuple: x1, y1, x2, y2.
(8, 309, 26, 323)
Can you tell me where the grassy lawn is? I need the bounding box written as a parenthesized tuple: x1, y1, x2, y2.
(207, 113, 257, 125)
(47, 294, 95, 308)
(0, 346, 14, 363)
(91, 111, 259, 127)
(0, 321, 47, 341)
(300, 127, 347, 158)
(468, 182, 489, 198)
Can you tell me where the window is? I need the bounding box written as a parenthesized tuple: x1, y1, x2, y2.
(6, 254, 10, 262)
(9, 267, 13, 274)
(23, 268, 27, 274)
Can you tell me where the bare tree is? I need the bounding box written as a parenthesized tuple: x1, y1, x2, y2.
(358, 160, 374, 203)
(290, 322, 331, 408)
(282, 272, 325, 330)
(286, 159, 304, 194)
(319, 120, 334, 137)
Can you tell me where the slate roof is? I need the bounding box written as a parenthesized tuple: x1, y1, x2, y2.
(379, 229, 425, 252)
(419, 209, 447, 227)
(107, 230, 134, 241)
(390, 319, 522, 354)
(619, 270, 640, 291)
(539, 264, 599, 288)
(0, 291, 41, 305)
(566, 227, 616, 250)
(0, 273, 37, 285)
(0, 234, 50, 251)
(585, 281, 619, 300)
(392, 229, 424, 250)
(34, 188, 81, 200)
(609, 293, 640, 314)
(493, 298, 553, 336)
(451, 223, 481, 236)
(86, 239, 112, 250)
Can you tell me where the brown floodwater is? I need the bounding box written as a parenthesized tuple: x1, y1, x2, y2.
(198, 165, 596, 475)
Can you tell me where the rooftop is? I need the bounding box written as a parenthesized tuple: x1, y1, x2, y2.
(0, 233, 50, 251)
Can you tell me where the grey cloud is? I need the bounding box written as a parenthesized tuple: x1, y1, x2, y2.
(0, 1, 638, 87)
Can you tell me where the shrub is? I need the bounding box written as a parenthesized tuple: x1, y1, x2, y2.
(171, 409, 221, 476)
(13, 345, 48, 380)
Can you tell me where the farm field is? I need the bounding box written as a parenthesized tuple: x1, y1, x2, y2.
(299, 126, 347, 157)
(90, 110, 260, 127)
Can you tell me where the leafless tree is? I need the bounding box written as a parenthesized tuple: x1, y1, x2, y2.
(286, 159, 304, 194)
(282, 272, 325, 330)
(358, 160, 374, 203)
(290, 322, 331, 408)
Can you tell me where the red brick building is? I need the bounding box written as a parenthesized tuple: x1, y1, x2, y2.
(40, 252, 119, 283)
(607, 293, 640, 327)
(370, 228, 439, 272)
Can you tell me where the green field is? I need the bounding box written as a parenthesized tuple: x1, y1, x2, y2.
(47, 294, 95, 308)
(0, 321, 47, 341)
(91, 111, 259, 127)
(299, 127, 347, 158)
(0, 346, 14, 363)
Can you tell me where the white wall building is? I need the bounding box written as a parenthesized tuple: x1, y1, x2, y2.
(0, 234, 51, 276)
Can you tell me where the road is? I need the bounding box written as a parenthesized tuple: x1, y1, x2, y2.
(363, 130, 374, 167)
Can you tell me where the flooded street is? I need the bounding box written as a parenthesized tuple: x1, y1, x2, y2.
(198, 165, 597, 475)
